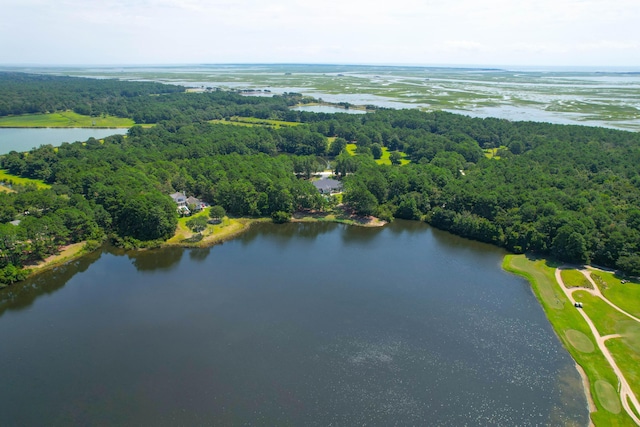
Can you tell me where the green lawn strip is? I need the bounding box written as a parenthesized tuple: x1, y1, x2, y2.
(591, 271, 640, 318)
(573, 290, 630, 337)
(209, 117, 300, 128)
(561, 269, 593, 288)
(0, 169, 51, 190)
(503, 254, 636, 426)
(503, 255, 563, 309)
(0, 111, 134, 128)
(209, 119, 258, 127)
(231, 116, 300, 127)
(606, 338, 640, 406)
(628, 396, 640, 421)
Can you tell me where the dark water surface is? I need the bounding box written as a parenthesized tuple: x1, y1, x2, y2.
(0, 128, 128, 154)
(0, 221, 587, 426)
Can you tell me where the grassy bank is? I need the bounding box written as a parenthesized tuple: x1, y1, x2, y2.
(503, 254, 637, 426)
(0, 111, 134, 128)
(165, 206, 386, 249)
(164, 208, 270, 247)
(591, 271, 640, 318)
(292, 209, 385, 227)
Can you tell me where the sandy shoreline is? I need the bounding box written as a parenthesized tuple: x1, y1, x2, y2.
(575, 363, 597, 423)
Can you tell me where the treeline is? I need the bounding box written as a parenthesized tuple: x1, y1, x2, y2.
(0, 122, 326, 284)
(0, 190, 106, 284)
(0, 72, 184, 117)
(0, 71, 311, 124)
(1, 72, 640, 282)
(330, 110, 640, 275)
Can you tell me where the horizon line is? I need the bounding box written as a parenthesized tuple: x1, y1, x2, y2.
(1, 62, 640, 72)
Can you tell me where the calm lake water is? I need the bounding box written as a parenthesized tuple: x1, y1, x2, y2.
(0, 221, 588, 426)
(0, 128, 128, 154)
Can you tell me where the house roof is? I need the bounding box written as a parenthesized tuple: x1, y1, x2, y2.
(186, 196, 202, 205)
(312, 178, 342, 191)
(170, 192, 186, 201)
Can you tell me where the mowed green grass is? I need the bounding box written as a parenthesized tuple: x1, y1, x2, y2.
(345, 143, 410, 165)
(209, 116, 300, 128)
(595, 380, 622, 414)
(483, 146, 508, 159)
(503, 255, 637, 426)
(565, 329, 595, 353)
(591, 271, 640, 318)
(0, 169, 51, 189)
(573, 290, 630, 336)
(607, 337, 640, 406)
(561, 269, 593, 289)
(0, 111, 134, 128)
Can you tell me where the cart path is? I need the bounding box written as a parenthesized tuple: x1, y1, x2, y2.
(555, 267, 640, 425)
(580, 268, 640, 323)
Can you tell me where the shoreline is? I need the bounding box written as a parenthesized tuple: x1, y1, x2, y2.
(575, 362, 597, 418)
(19, 241, 91, 280)
(502, 254, 640, 426)
(18, 213, 386, 283)
(502, 255, 596, 423)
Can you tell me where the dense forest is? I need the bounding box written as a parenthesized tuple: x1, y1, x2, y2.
(1, 71, 640, 285)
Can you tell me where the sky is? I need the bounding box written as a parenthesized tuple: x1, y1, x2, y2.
(1, 0, 639, 67)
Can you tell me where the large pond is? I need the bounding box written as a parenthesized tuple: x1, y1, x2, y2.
(0, 221, 588, 426)
(0, 128, 129, 154)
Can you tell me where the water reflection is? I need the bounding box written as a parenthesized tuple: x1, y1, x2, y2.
(188, 247, 211, 262)
(340, 223, 385, 245)
(0, 221, 588, 425)
(239, 221, 338, 247)
(0, 249, 102, 318)
(126, 247, 185, 272)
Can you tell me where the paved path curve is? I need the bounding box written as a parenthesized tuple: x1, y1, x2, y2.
(581, 267, 640, 323)
(555, 267, 640, 425)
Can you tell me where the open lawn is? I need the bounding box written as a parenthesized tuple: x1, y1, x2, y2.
(483, 146, 508, 159)
(561, 269, 593, 289)
(573, 290, 631, 336)
(0, 111, 134, 128)
(165, 208, 264, 247)
(503, 255, 637, 426)
(608, 338, 640, 407)
(209, 116, 300, 128)
(0, 169, 51, 190)
(591, 271, 640, 318)
(345, 143, 410, 165)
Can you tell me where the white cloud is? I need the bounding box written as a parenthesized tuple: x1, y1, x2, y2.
(0, 0, 638, 65)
